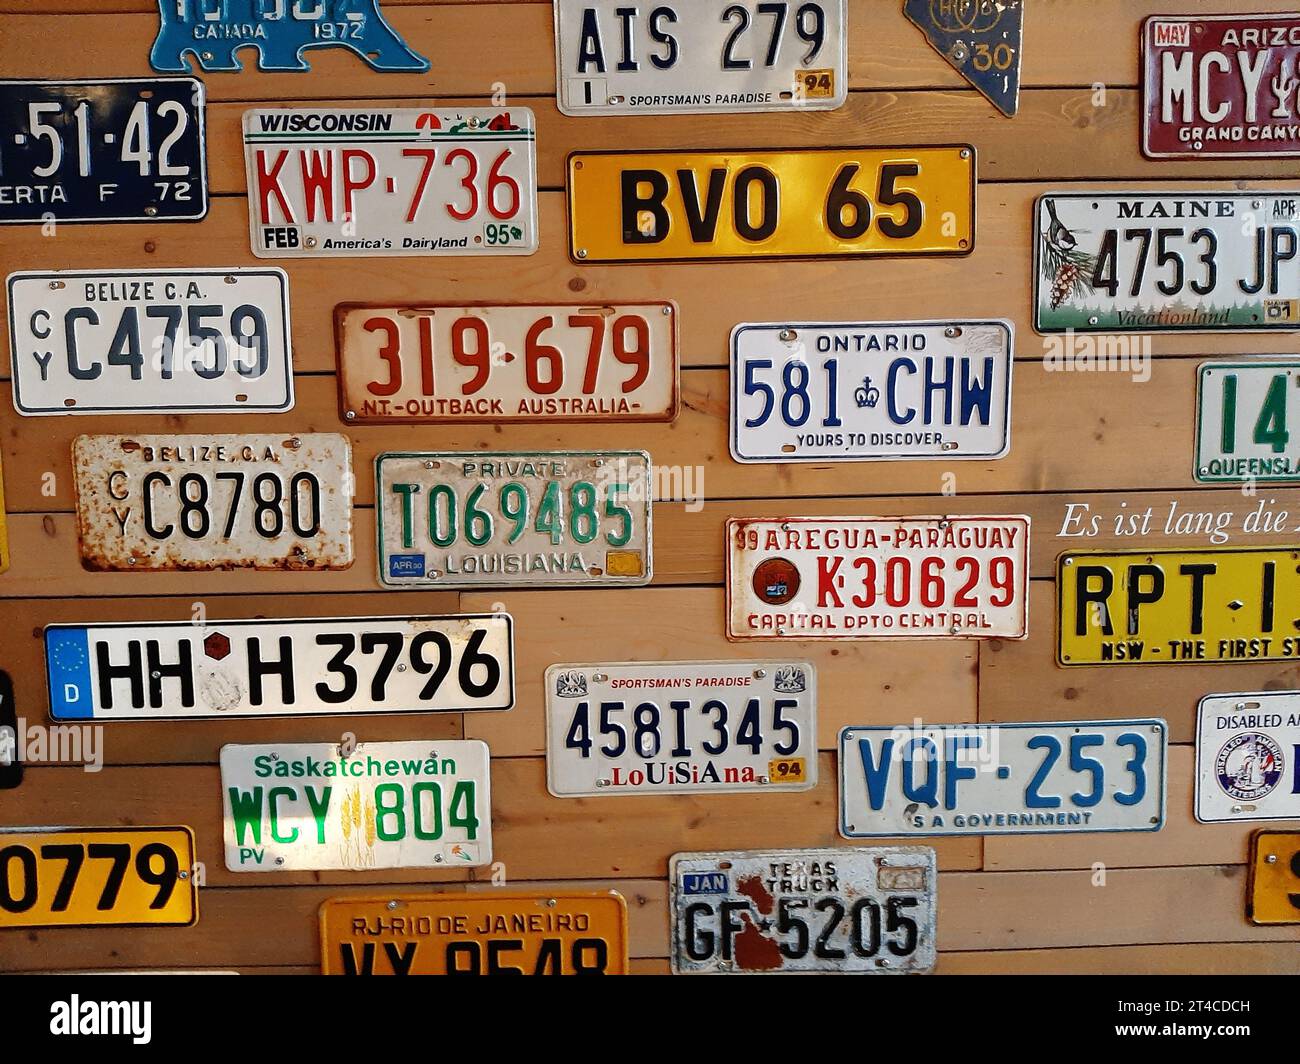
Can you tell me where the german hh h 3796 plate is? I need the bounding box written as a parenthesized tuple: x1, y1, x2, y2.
(554, 0, 847, 116)
(727, 515, 1029, 640)
(840, 721, 1167, 838)
(1196, 692, 1300, 823)
(222, 740, 491, 872)
(1196, 361, 1300, 483)
(45, 614, 514, 721)
(243, 107, 537, 257)
(730, 320, 1012, 462)
(8, 269, 292, 416)
(1035, 192, 1299, 333)
(545, 661, 817, 797)
(670, 847, 936, 974)
(336, 302, 678, 424)
(376, 451, 653, 588)
(320, 892, 630, 975)
(71, 433, 352, 571)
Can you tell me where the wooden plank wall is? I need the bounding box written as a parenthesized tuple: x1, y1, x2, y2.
(1, 0, 1299, 974)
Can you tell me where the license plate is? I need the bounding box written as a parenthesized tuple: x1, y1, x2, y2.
(840, 722, 1167, 837)
(1034, 192, 1300, 333)
(45, 614, 515, 721)
(0, 78, 207, 224)
(1196, 361, 1300, 483)
(8, 269, 293, 416)
(727, 515, 1030, 640)
(221, 740, 491, 872)
(670, 847, 936, 974)
(1196, 692, 1300, 823)
(545, 661, 817, 797)
(1059, 547, 1300, 665)
(730, 320, 1012, 462)
(568, 146, 975, 263)
(1143, 14, 1300, 159)
(319, 892, 629, 975)
(336, 302, 678, 424)
(376, 450, 653, 588)
(554, 0, 847, 116)
(243, 107, 537, 257)
(0, 671, 18, 790)
(71, 433, 352, 571)
(0, 827, 196, 928)
(1248, 830, 1300, 925)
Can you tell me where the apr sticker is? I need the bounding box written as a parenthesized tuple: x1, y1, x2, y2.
(903, 0, 1023, 117)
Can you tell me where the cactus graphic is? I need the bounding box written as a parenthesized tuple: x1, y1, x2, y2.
(1272, 59, 1298, 120)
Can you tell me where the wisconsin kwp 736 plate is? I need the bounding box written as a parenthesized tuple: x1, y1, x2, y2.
(222, 740, 491, 872)
(1035, 192, 1299, 332)
(545, 661, 817, 796)
(840, 722, 1167, 837)
(1196, 692, 1300, 823)
(376, 451, 653, 588)
(670, 848, 936, 974)
(730, 320, 1013, 462)
(336, 302, 678, 424)
(44, 614, 514, 721)
(1196, 361, 1300, 483)
(243, 107, 537, 257)
(8, 269, 293, 416)
(568, 146, 975, 263)
(1058, 547, 1300, 665)
(554, 0, 847, 116)
(727, 516, 1029, 640)
(71, 433, 352, 571)
(0, 78, 207, 224)
(320, 892, 629, 975)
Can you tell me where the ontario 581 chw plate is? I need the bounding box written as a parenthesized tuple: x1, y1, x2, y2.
(336, 302, 678, 424)
(222, 740, 491, 872)
(670, 847, 936, 974)
(8, 269, 293, 416)
(1196, 361, 1300, 483)
(243, 107, 537, 257)
(45, 614, 514, 721)
(1196, 692, 1300, 823)
(320, 892, 630, 975)
(730, 320, 1012, 462)
(903, 0, 1023, 117)
(376, 451, 653, 588)
(71, 433, 352, 571)
(554, 0, 847, 116)
(1035, 192, 1299, 333)
(545, 661, 817, 797)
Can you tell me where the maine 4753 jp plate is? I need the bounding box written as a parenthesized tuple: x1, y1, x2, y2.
(1196, 692, 1300, 823)
(554, 0, 847, 116)
(670, 848, 936, 974)
(1035, 192, 1299, 332)
(840, 722, 1167, 838)
(730, 320, 1012, 462)
(1196, 361, 1300, 483)
(545, 661, 817, 796)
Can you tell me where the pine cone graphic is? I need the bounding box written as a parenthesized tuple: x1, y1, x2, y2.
(1051, 261, 1080, 309)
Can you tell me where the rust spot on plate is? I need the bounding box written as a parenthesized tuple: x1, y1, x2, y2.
(733, 913, 783, 971)
(736, 873, 775, 916)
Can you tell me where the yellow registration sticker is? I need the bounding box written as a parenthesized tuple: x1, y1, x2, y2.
(567, 146, 975, 263)
(1247, 831, 1300, 925)
(768, 757, 807, 783)
(1058, 547, 1300, 665)
(0, 827, 197, 928)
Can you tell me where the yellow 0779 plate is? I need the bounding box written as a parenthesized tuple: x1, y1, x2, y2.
(567, 146, 975, 263)
(0, 827, 197, 928)
(1247, 831, 1300, 925)
(319, 891, 630, 975)
(1058, 547, 1300, 666)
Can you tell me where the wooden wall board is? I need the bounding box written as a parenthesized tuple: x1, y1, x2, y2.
(936, 942, 1300, 976)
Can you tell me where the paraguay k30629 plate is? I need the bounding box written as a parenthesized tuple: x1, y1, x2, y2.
(320, 892, 630, 975)
(1196, 692, 1300, 823)
(568, 146, 975, 263)
(1196, 361, 1300, 483)
(730, 320, 1013, 462)
(8, 269, 293, 415)
(554, 0, 847, 116)
(545, 661, 817, 796)
(903, 0, 1023, 117)
(336, 302, 678, 423)
(670, 847, 936, 974)
(1035, 192, 1299, 332)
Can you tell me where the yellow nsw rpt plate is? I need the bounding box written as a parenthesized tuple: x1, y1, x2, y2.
(567, 146, 975, 263)
(319, 891, 630, 975)
(1247, 831, 1300, 925)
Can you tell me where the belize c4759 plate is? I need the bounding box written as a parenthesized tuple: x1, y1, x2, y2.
(1196, 361, 1300, 483)
(545, 661, 817, 796)
(1196, 692, 1300, 823)
(376, 451, 653, 588)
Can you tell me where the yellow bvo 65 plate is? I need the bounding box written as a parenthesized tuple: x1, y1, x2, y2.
(1058, 547, 1300, 665)
(0, 827, 197, 928)
(1247, 831, 1300, 925)
(319, 891, 629, 975)
(567, 146, 975, 263)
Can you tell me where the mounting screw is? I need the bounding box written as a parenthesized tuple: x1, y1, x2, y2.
(945, 326, 962, 338)
(275, 856, 285, 865)
(49, 280, 65, 290)
(958, 147, 971, 159)
(305, 237, 318, 249)
(1267, 854, 1278, 864)
(1088, 316, 1100, 325)
(754, 669, 767, 678)
(779, 328, 797, 342)
(546, 898, 557, 908)
(345, 410, 356, 421)
(387, 900, 398, 911)
(224, 275, 237, 285)
(661, 305, 671, 315)
(200, 51, 214, 61)
(577, 248, 588, 259)
(178, 871, 189, 880)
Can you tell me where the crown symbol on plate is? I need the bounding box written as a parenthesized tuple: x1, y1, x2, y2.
(855, 378, 881, 409)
